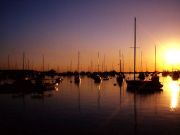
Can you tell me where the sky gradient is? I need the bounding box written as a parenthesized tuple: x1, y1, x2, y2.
(1, 0, 180, 72)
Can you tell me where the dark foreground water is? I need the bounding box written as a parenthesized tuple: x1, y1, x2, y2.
(0, 75, 180, 135)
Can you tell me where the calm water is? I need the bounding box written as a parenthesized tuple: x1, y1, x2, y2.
(0, 75, 180, 135)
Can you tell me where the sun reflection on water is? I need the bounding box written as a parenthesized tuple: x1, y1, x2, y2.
(168, 80, 180, 111)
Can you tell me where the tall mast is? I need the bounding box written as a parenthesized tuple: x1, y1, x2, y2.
(122, 53, 124, 72)
(155, 45, 156, 72)
(78, 51, 80, 72)
(134, 17, 136, 80)
(70, 60, 72, 72)
(27, 59, 30, 70)
(42, 55, 44, 72)
(141, 51, 142, 72)
(23, 52, 25, 70)
(8, 55, 10, 70)
(119, 50, 121, 73)
(98, 52, 100, 72)
(90, 59, 93, 72)
(102, 61, 103, 72)
(104, 54, 105, 72)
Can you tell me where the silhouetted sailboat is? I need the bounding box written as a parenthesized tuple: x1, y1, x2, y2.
(116, 50, 124, 84)
(126, 18, 163, 92)
(126, 17, 144, 89)
(149, 45, 163, 89)
(92, 52, 102, 83)
(94, 74, 102, 83)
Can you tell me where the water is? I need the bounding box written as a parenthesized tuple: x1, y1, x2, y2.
(0, 75, 180, 135)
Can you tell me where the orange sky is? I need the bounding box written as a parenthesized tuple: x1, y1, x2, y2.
(1, 0, 180, 72)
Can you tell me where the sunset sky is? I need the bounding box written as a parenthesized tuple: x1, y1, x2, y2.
(1, 0, 180, 72)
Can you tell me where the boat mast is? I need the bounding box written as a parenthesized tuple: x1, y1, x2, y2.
(119, 50, 121, 73)
(70, 59, 72, 72)
(91, 59, 93, 72)
(122, 53, 124, 73)
(134, 17, 136, 80)
(78, 51, 80, 73)
(8, 54, 10, 70)
(104, 54, 105, 72)
(27, 59, 30, 70)
(155, 45, 156, 72)
(23, 52, 25, 70)
(141, 51, 142, 72)
(42, 55, 44, 72)
(98, 52, 100, 72)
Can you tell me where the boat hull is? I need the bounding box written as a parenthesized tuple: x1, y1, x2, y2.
(126, 80, 144, 89)
(126, 80, 163, 93)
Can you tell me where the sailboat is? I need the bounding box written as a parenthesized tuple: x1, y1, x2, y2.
(93, 52, 102, 83)
(116, 50, 124, 84)
(126, 18, 163, 92)
(126, 17, 145, 89)
(147, 45, 163, 90)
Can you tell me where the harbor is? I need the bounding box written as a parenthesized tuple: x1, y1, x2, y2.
(0, 73, 180, 135)
(1, 0, 180, 135)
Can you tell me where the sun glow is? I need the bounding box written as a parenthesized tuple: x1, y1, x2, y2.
(165, 49, 180, 65)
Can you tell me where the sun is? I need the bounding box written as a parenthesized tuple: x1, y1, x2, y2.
(165, 48, 180, 65)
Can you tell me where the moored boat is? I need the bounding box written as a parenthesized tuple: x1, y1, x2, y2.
(116, 74, 124, 84)
(74, 74, 81, 83)
(126, 18, 163, 92)
(94, 75, 102, 83)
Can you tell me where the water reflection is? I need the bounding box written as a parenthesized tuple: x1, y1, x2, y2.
(55, 86, 59, 91)
(95, 82, 102, 109)
(96, 82, 102, 90)
(1, 76, 180, 135)
(75, 80, 81, 88)
(168, 81, 180, 111)
(117, 81, 123, 107)
(74, 80, 81, 112)
(163, 76, 180, 111)
(78, 86, 81, 112)
(55, 83, 59, 91)
(134, 92, 137, 135)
